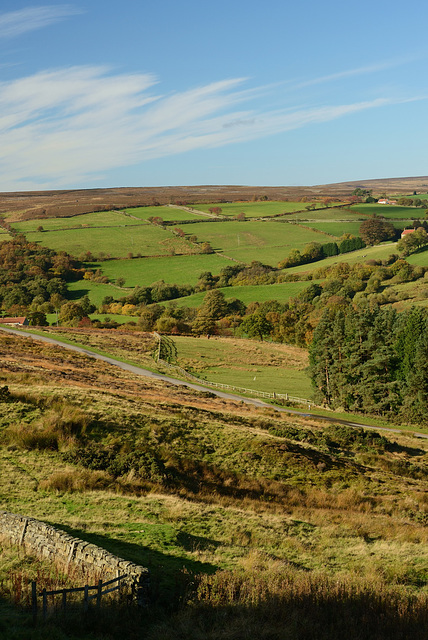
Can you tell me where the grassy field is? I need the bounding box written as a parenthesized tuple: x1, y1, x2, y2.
(190, 201, 320, 217)
(350, 203, 421, 219)
(1, 331, 428, 638)
(169, 280, 318, 309)
(10, 210, 148, 233)
(301, 220, 408, 236)
(284, 242, 400, 275)
(300, 221, 360, 237)
(23, 225, 198, 258)
(89, 253, 234, 288)
(174, 335, 312, 397)
(123, 206, 207, 221)
(283, 207, 363, 221)
(406, 246, 428, 266)
(391, 193, 428, 200)
(187, 220, 331, 265)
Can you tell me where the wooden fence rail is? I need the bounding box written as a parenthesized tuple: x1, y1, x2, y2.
(153, 333, 313, 408)
(32, 574, 127, 620)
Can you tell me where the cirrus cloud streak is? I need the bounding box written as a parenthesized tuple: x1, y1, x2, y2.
(0, 65, 401, 190)
(0, 5, 82, 40)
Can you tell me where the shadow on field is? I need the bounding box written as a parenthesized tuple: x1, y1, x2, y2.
(52, 523, 218, 607)
(67, 287, 90, 301)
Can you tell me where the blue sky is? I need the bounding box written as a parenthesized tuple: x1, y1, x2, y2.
(0, 0, 427, 191)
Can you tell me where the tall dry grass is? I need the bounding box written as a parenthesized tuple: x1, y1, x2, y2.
(5, 402, 89, 451)
(149, 562, 428, 640)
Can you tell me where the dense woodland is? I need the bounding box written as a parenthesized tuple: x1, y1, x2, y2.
(310, 306, 428, 421)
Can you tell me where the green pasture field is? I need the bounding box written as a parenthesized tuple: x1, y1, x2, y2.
(350, 204, 419, 219)
(165, 280, 318, 309)
(301, 220, 406, 237)
(24, 225, 197, 258)
(10, 210, 147, 234)
(189, 220, 332, 266)
(45, 312, 136, 325)
(300, 221, 360, 237)
(90, 253, 234, 288)
(391, 193, 428, 200)
(283, 207, 363, 221)
(191, 201, 319, 218)
(405, 246, 428, 267)
(123, 206, 206, 221)
(173, 335, 313, 398)
(284, 242, 399, 276)
(66, 280, 125, 307)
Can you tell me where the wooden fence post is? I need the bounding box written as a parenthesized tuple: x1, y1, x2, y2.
(31, 581, 37, 623)
(96, 579, 102, 609)
(62, 589, 67, 613)
(83, 584, 89, 611)
(42, 588, 47, 620)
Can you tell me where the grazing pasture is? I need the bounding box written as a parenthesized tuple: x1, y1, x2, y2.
(123, 206, 206, 221)
(405, 246, 428, 267)
(283, 242, 400, 275)
(300, 221, 359, 237)
(173, 335, 313, 397)
(284, 207, 362, 221)
(350, 203, 419, 219)
(10, 210, 148, 233)
(169, 280, 319, 309)
(90, 253, 234, 288)
(67, 280, 127, 307)
(191, 201, 321, 217)
(188, 220, 331, 265)
(22, 224, 198, 258)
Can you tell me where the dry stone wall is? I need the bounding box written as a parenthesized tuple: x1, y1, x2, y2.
(0, 511, 150, 594)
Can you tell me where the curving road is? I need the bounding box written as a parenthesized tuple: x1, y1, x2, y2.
(1, 326, 427, 439)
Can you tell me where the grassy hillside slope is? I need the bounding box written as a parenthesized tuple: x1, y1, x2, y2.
(1, 330, 427, 638)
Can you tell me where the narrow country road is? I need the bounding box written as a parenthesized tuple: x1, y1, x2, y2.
(1, 327, 427, 439)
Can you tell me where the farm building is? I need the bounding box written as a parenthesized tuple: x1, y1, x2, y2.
(401, 229, 416, 238)
(0, 317, 29, 327)
(377, 199, 398, 205)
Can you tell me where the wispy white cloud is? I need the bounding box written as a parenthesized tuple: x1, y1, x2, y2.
(293, 56, 420, 90)
(0, 65, 409, 190)
(0, 5, 81, 39)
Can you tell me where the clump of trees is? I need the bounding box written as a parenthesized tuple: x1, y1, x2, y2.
(309, 306, 428, 422)
(359, 218, 396, 245)
(0, 235, 80, 319)
(278, 236, 365, 269)
(397, 227, 428, 256)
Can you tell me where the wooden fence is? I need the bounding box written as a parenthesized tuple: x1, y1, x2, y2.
(153, 333, 314, 409)
(31, 574, 127, 620)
